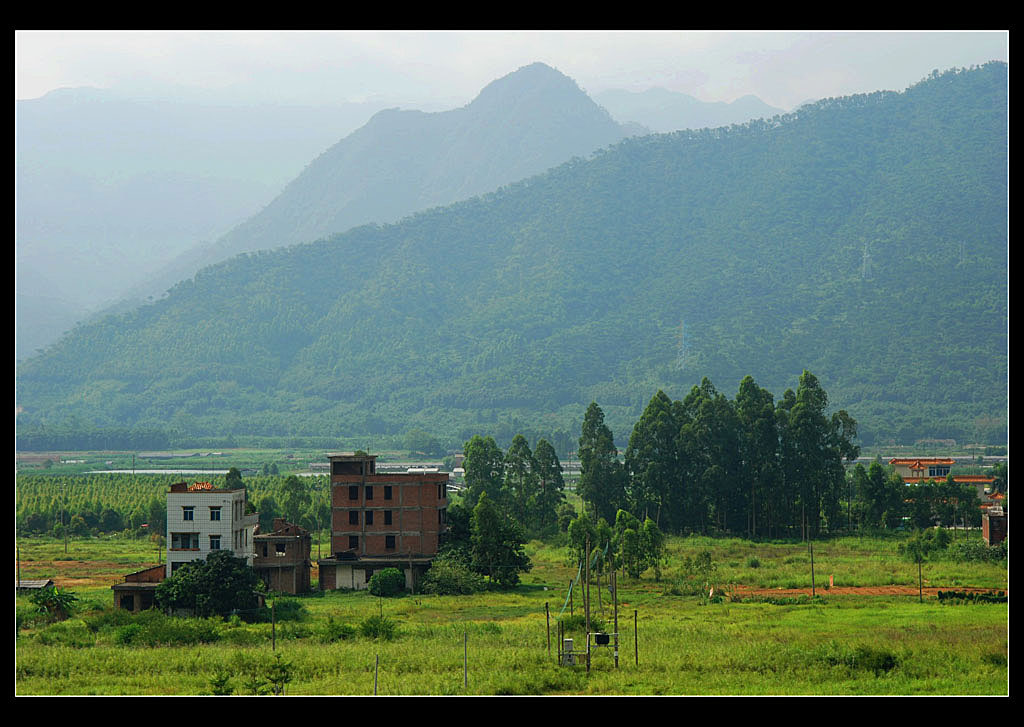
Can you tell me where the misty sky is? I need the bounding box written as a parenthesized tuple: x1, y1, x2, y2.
(15, 30, 1008, 111)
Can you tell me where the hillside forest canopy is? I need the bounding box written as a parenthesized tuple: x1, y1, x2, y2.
(14, 63, 1008, 452)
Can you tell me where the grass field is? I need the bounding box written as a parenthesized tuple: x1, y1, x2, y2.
(15, 531, 1008, 695)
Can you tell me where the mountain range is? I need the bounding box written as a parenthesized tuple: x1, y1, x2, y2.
(16, 64, 787, 360)
(593, 87, 787, 133)
(14, 62, 1008, 452)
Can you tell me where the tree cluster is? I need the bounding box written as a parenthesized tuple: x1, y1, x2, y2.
(581, 371, 861, 539)
(460, 433, 566, 537)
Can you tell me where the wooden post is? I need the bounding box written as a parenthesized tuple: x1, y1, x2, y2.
(634, 609, 638, 666)
(613, 568, 619, 668)
(545, 602, 551, 657)
(585, 535, 591, 673)
(809, 538, 816, 597)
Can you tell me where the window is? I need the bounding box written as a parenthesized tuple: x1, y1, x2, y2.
(171, 533, 199, 550)
(262, 543, 269, 557)
(384, 510, 392, 525)
(182, 506, 194, 521)
(210, 507, 221, 521)
(349, 510, 359, 525)
(384, 485, 392, 500)
(349, 486, 359, 500)
(929, 466, 950, 478)
(365, 486, 374, 501)
(385, 535, 396, 550)
(365, 510, 374, 525)
(275, 543, 287, 557)
(209, 535, 221, 550)
(348, 535, 359, 550)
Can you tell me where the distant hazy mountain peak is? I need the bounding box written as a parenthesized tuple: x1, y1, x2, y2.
(469, 61, 589, 108)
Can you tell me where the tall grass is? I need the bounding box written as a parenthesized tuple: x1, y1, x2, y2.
(15, 532, 1008, 695)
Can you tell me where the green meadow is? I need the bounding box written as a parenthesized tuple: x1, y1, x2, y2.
(15, 532, 1008, 695)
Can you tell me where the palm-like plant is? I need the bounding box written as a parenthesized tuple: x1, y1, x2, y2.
(30, 585, 78, 622)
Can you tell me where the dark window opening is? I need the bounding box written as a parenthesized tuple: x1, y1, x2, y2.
(384, 510, 392, 525)
(384, 485, 392, 500)
(365, 486, 373, 501)
(385, 535, 396, 550)
(349, 511, 359, 525)
(349, 535, 359, 550)
(365, 510, 374, 525)
(348, 486, 359, 500)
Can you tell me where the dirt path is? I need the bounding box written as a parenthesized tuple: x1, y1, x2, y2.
(732, 585, 1006, 597)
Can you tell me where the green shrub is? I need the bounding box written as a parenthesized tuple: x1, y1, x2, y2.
(209, 670, 234, 696)
(368, 568, 406, 597)
(35, 618, 95, 648)
(320, 616, 356, 643)
(421, 554, 486, 595)
(221, 627, 265, 646)
(115, 612, 222, 646)
(948, 540, 1007, 563)
(559, 614, 607, 634)
(114, 623, 144, 645)
(82, 606, 135, 633)
(265, 598, 309, 622)
(981, 651, 1008, 667)
(360, 614, 399, 641)
(747, 556, 761, 569)
(820, 642, 899, 675)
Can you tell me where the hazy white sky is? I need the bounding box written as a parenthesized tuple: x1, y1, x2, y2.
(15, 30, 1008, 111)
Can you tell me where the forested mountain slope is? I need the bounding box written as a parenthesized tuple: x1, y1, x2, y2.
(15, 63, 1008, 450)
(128, 62, 633, 307)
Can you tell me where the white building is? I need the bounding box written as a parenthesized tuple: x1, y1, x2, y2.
(165, 481, 259, 577)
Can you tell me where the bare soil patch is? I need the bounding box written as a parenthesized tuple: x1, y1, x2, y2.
(733, 585, 1006, 597)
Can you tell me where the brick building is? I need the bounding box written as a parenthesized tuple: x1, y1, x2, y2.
(317, 453, 448, 592)
(253, 518, 312, 594)
(111, 564, 165, 611)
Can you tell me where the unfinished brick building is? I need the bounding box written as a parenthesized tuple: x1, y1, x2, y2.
(317, 453, 448, 592)
(111, 564, 165, 612)
(253, 518, 312, 594)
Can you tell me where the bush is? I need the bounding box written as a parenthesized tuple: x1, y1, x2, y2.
(367, 568, 406, 597)
(114, 611, 222, 646)
(360, 614, 399, 641)
(820, 641, 899, 675)
(319, 616, 356, 643)
(260, 598, 308, 622)
(981, 651, 1008, 667)
(559, 614, 607, 634)
(948, 540, 1007, 563)
(747, 556, 761, 569)
(35, 619, 95, 648)
(421, 553, 486, 595)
